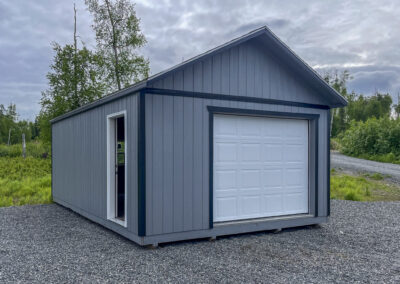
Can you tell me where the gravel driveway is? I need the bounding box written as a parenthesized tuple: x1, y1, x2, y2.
(1, 201, 399, 283)
(331, 151, 400, 182)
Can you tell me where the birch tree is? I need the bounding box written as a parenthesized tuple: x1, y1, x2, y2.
(85, 0, 149, 91)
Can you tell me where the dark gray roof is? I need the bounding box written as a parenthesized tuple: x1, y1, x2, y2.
(51, 26, 347, 123)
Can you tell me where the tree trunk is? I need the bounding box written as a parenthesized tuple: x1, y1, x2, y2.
(22, 133, 26, 158)
(73, 3, 78, 107)
(105, 0, 121, 90)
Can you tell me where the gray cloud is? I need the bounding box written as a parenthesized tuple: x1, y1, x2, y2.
(1, 0, 400, 120)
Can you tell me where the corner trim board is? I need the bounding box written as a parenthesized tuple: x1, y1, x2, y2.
(138, 91, 146, 236)
(327, 109, 331, 216)
(208, 111, 214, 229)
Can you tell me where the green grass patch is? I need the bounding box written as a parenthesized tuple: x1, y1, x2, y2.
(331, 171, 400, 201)
(0, 156, 52, 207)
(0, 141, 51, 159)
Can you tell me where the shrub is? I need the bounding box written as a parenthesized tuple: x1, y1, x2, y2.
(0, 141, 50, 159)
(340, 118, 400, 163)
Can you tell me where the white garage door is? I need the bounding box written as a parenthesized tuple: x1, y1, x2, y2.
(213, 114, 309, 222)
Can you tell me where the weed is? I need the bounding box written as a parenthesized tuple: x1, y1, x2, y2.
(0, 156, 51, 207)
(331, 170, 400, 201)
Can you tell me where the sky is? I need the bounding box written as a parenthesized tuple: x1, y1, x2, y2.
(1, 0, 399, 120)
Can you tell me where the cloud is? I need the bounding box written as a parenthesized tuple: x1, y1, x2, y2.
(1, 0, 400, 119)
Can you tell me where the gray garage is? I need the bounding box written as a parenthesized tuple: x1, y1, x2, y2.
(51, 26, 347, 246)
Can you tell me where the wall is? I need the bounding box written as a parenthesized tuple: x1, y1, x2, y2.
(148, 38, 330, 106)
(52, 93, 139, 235)
(145, 93, 329, 236)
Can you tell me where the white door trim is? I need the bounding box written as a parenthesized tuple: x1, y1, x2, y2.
(106, 110, 128, 227)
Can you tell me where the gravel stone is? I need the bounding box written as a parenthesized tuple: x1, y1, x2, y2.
(0, 200, 399, 283)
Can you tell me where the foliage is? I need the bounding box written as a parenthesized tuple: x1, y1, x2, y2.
(340, 118, 400, 162)
(39, 43, 105, 142)
(85, 0, 149, 91)
(394, 103, 400, 119)
(324, 70, 393, 137)
(0, 142, 51, 159)
(0, 103, 39, 144)
(0, 157, 51, 207)
(331, 170, 400, 201)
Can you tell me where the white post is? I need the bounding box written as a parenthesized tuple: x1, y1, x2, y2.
(22, 133, 26, 159)
(8, 129, 11, 146)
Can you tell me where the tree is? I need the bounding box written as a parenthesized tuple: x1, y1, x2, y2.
(395, 104, 400, 119)
(38, 6, 105, 142)
(0, 103, 38, 144)
(38, 43, 105, 141)
(323, 70, 351, 137)
(85, 0, 149, 91)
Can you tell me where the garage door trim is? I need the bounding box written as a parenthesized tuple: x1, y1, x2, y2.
(208, 106, 320, 228)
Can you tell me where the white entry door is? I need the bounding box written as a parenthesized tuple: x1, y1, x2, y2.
(213, 114, 309, 222)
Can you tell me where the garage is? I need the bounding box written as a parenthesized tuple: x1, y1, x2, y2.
(52, 26, 347, 246)
(213, 114, 309, 222)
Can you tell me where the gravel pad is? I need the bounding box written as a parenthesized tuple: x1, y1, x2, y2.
(0, 200, 399, 283)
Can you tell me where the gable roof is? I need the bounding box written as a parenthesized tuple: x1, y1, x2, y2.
(51, 26, 346, 123)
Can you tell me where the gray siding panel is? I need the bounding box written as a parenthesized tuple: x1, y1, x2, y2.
(145, 93, 329, 236)
(148, 39, 327, 106)
(52, 93, 139, 235)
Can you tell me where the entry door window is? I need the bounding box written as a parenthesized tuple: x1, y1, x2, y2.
(115, 117, 125, 220)
(107, 111, 127, 227)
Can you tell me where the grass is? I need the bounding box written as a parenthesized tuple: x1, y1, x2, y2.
(331, 169, 400, 201)
(0, 156, 52, 207)
(354, 153, 400, 165)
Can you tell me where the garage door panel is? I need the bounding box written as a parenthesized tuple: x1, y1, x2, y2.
(239, 170, 261, 188)
(240, 143, 261, 161)
(215, 170, 237, 190)
(215, 142, 237, 162)
(285, 169, 305, 186)
(263, 144, 283, 161)
(216, 197, 237, 219)
(241, 196, 261, 215)
(214, 114, 309, 222)
(284, 193, 308, 212)
(262, 169, 283, 187)
(238, 117, 263, 136)
(263, 194, 283, 214)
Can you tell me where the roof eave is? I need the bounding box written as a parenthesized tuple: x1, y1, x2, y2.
(50, 80, 147, 124)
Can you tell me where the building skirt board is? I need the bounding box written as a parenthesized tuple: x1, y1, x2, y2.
(53, 197, 326, 246)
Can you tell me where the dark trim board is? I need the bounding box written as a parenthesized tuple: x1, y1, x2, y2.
(327, 109, 331, 216)
(51, 86, 330, 124)
(315, 118, 319, 217)
(208, 111, 214, 229)
(207, 106, 320, 227)
(138, 91, 146, 236)
(143, 216, 328, 245)
(54, 196, 326, 246)
(51, 126, 53, 201)
(146, 88, 330, 110)
(207, 106, 321, 119)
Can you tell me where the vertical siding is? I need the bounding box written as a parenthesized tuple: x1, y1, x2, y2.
(145, 94, 329, 236)
(148, 39, 328, 106)
(52, 93, 139, 235)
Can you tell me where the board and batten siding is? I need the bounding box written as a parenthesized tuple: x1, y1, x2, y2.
(52, 93, 139, 235)
(148, 38, 328, 106)
(145, 93, 329, 236)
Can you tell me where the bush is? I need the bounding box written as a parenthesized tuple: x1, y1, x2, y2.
(340, 118, 400, 163)
(0, 141, 51, 158)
